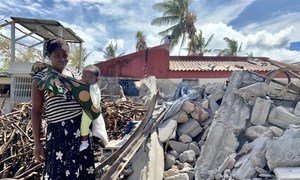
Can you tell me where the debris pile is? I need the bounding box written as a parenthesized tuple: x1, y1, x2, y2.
(102, 70, 300, 180)
(0, 102, 43, 179)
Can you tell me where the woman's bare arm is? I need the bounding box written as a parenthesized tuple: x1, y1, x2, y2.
(31, 79, 45, 162)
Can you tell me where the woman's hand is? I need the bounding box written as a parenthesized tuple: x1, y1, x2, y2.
(34, 142, 45, 163)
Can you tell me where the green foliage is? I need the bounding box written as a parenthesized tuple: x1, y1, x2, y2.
(136, 31, 147, 51)
(215, 37, 243, 56)
(151, 0, 196, 54)
(0, 36, 42, 71)
(100, 42, 124, 60)
(193, 29, 214, 56)
(68, 44, 92, 70)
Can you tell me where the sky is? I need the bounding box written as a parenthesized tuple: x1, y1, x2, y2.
(0, 0, 300, 65)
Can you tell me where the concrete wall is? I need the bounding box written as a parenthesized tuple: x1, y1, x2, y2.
(0, 97, 12, 113)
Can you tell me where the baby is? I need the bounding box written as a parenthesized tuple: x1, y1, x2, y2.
(79, 65, 101, 151)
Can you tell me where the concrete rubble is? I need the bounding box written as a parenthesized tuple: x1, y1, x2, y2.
(104, 70, 300, 180)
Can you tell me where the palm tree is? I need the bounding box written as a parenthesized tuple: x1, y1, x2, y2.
(136, 31, 147, 51)
(215, 37, 242, 56)
(69, 44, 92, 70)
(193, 30, 214, 56)
(100, 42, 124, 60)
(151, 0, 196, 55)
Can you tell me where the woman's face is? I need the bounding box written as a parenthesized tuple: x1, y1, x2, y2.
(49, 47, 69, 73)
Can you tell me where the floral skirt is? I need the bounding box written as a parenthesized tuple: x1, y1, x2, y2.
(43, 115, 95, 180)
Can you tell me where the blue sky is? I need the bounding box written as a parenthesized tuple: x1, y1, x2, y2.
(0, 0, 300, 65)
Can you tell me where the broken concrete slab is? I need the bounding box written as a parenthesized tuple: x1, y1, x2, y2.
(204, 82, 225, 95)
(266, 128, 300, 171)
(128, 130, 164, 180)
(245, 125, 270, 141)
(250, 97, 272, 125)
(169, 141, 189, 154)
(274, 167, 300, 180)
(158, 116, 177, 143)
(269, 126, 284, 137)
(294, 101, 300, 116)
(165, 173, 189, 180)
(177, 119, 203, 138)
(232, 136, 270, 179)
(195, 71, 252, 179)
(235, 82, 270, 105)
(146, 130, 164, 180)
(268, 106, 300, 129)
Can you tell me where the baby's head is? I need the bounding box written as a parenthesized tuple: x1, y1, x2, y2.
(81, 65, 100, 84)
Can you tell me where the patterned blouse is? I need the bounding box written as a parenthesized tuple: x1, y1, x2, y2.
(34, 71, 82, 123)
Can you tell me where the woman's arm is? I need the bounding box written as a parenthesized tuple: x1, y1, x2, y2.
(31, 79, 45, 162)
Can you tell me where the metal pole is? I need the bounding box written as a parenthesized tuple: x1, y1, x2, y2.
(79, 43, 82, 71)
(10, 21, 15, 62)
(10, 21, 16, 110)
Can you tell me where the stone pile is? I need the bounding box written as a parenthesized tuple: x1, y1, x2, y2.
(125, 71, 300, 180)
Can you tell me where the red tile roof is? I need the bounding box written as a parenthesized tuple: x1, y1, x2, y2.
(169, 57, 278, 72)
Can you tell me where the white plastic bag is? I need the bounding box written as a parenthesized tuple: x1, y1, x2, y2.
(92, 113, 109, 146)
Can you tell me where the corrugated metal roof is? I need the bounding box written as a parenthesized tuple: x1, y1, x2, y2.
(169, 58, 278, 72)
(11, 17, 83, 43)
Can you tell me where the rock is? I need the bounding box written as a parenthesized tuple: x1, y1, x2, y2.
(185, 171, 195, 180)
(178, 150, 196, 163)
(250, 97, 272, 125)
(268, 126, 283, 137)
(158, 116, 177, 143)
(165, 154, 176, 170)
(235, 82, 270, 104)
(182, 101, 194, 114)
(259, 173, 275, 178)
(254, 166, 268, 174)
(178, 162, 193, 170)
(177, 119, 203, 138)
(191, 106, 209, 122)
(179, 134, 193, 143)
(268, 106, 300, 129)
(215, 173, 223, 180)
(245, 125, 269, 141)
(201, 99, 209, 109)
(266, 128, 300, 171)
(164, 173, 189, 180)
(204, 82, 224, 95)
(274, 167, 300, 180)
(169, 141, 189, 154)
(164, 169, 179, 178)
(189, 142, 201, 156)
(294, 101, 300, 116)
(176, 111, 189, 123)
(217, 153, 236, 174)
(232, 136, 270, 179)
(198, 140, 205, 148)
(169, 150, 179, 159)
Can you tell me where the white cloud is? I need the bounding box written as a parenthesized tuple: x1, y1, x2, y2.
(198, 22, 299, 63)
(241, 12, 300, 41)
(196, 0, 255, 25)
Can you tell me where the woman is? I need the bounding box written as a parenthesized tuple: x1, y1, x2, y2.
(31, 38, 95, 179)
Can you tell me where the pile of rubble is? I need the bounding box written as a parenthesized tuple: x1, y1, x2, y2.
(105, 71, 300, 180)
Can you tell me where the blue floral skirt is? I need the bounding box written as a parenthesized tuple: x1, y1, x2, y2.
(43, 115, 95, 180)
